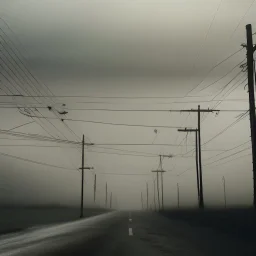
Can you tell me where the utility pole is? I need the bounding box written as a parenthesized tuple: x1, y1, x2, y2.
(153, 179, 156, 211)
(146, 182, 149, 210)
(105, 182, 108, 208)
(141, 191, 144, 210)
(151, 154, 171, 210)
(177, 183, 180, 208)
(79, 135, 94, 218)
(197, 105, 204, 209)
(178, 128, 200, 206)
(180, 106, 219, 209)
(246, 24, 256, 208)
(94, 174, 96, 203)
(222, 176, 227, 208)
(110, 192, 112, 208)
(151, 170, 166, 210)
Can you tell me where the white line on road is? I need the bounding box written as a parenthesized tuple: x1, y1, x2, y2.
(128, 228, 133, 236)
(129, 219, 132, 222)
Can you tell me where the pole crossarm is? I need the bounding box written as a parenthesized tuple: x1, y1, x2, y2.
(178, 128, 198, 132)
(180, 109, 219, 113)
(79, 167, 94, 170)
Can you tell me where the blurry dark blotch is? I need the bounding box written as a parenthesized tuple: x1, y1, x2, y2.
(160, 207, 256, 240)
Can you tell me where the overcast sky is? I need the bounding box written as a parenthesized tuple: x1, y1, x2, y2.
(0, 0, 255, 210)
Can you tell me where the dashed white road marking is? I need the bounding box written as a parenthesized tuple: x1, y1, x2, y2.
(129, 218, 132, 222)
(128, 228, 133, 236)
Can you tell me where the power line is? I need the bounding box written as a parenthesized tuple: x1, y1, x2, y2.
(202, 114, 247, 147)
(0, 151, 76, 171)
(204, 147, 251, 166)
(230, 0, 256, 37)
(185, 0, 225, 96)
(177, 147, 251, 177)
(96, 172, 150, 176)
(199, 58, 246, 92)
(93, 143, 194, 146)
(0, 106, 249, 112)
(0, 129, 80, 145)
(1, 25, 82, 143)
(5, 95, 210, 99)
(86, 150, 158, 158)
(186, 48, 243, 95)
(20, 114, 185, 129)
(7, 121, 35, 131)
(92, 146, 159, 156)
(0, 144, 78, 148)
(210, 153, 251, 168)
(204, 140, 250, 161)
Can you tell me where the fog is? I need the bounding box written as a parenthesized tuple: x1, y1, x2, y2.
(0, 0, 255, 210)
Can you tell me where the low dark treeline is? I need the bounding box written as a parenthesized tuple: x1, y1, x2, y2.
(160, 207, 256, 240)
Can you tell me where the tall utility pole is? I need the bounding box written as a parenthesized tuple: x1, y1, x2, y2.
(110, 192, 112, 208)
(94, 174, 96, 203)
(105, 182, 108, 208)
(79, 135, 94, 218)
(197, 105, 204, 209)
(246, 24, 256, 208)
(180, 107, 219, 209)
(146, 182, 149, 210)
(177, 183, 180, 208)
(222, 176, 227, 208)
(178, 128, 200, 206)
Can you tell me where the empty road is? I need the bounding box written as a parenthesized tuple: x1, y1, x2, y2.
(0, 211, 255, 256)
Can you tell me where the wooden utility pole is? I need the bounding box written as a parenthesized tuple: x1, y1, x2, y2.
(110, 192, 112, 208)
(246, 24, 256, 208)
(94, 174, 96, 203)
(178, 128, 200, 206)
(153, 179, 156, 211)
(146, 182, 149, 210)
(80, 135, 85, 218)
(105, 182, 108, 208)
(180, 107, 219, 209)
(151, 154, 171, 210)
(79, 135, 94, 218)
(177, 183, 180, 208)
(197, 105, 204, 209)
(222, 176, 226, 208)
(152, 170, 166, 210)
(141, 191, 144, 210)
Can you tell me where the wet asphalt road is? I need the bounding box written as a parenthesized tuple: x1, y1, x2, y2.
(1, 211, 256, 256)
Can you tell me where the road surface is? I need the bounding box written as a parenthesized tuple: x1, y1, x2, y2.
(0, 211, 256, 256)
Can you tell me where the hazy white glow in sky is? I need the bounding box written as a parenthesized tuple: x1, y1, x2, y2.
(0, 0, 255, 209)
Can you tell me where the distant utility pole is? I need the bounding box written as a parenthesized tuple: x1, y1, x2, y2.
(79, 135, 94, 218)
(153, 179, 156, 211)
(110, 192, 112, 208)
(222, 176, 226, 208)
(146, 182, 149, 210)
(94, 174, 96, 203)
(177, 183, 180, 208)
(245, 24, 256, 209)
(141, 191, 144, 210)
(178, 128, 200, 206)
(105, 182, 108, 208)
(151, 155, 171, 210)
(180, 106, 219, 209)
(151, 169, 166, 210)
